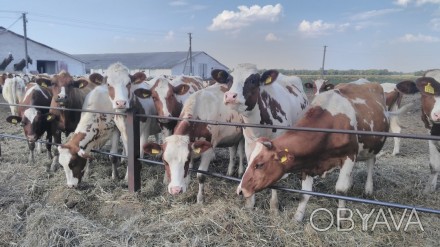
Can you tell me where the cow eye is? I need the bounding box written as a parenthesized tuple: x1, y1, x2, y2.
(255, 163, 264, 169)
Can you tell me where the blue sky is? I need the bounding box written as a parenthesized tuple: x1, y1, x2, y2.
(1, 0, 440, 72)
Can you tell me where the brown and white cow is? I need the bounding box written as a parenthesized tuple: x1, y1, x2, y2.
(305, 78, 406, 156)
(143, 82, 245, 203)
(148, 75, 204, 137)
(237, 81, 411, 221)
(2, 74, 26, 116)
(6, 83, 54, 163)
(105, 63, 161, 179)
(214, 63, 309, 210)
(58, 84, 120, 188)
(397, 71, 440, 193)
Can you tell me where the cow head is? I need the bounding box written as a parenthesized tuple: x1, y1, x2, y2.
(6, 108, 49, 143)
(237, 137, 291, 198)
(304, 79, 334, 95)
(105, 63, 151, 112)
(149, 76, 189, 123)
(144, 135, 212, 195)
(58, 143, 91, 188)
(49, 71, 88, 107)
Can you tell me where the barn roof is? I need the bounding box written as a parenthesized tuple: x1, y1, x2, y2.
(0, 26, 85, 63)
(73, 51, 226, 70)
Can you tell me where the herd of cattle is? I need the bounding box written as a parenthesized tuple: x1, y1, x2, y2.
(1, 63, 440, 221)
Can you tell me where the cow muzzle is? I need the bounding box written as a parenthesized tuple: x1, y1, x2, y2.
(56, 97, 66, 107)
(224, 92, 238, 104)
(169, 186, 183, 195)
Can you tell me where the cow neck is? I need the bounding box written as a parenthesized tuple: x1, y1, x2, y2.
(65, 132, 86, 153)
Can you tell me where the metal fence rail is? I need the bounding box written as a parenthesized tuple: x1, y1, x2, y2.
(1, 102, 440, 215)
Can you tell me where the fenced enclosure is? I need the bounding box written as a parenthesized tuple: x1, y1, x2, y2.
(0, 92, 439, 246)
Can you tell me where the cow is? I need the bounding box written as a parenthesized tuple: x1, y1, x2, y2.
(305, 79, 406, 156)
(2, 74, 26, 116)
(396, 71, 440, 193)
(104, 62, 161, 179)
(36, 71, 101, 171)
(0, 53, 13, 70)
(143, 82, 245, 203)
(236, 81, 411, 222)
(58, 84, 120, 188)
(148, 75, 204, 137)
(6, 83, 54, 163)
(13, 55, 32, 71)
(214, 63, 309, 211)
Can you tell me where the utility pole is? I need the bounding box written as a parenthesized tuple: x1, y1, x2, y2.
(22, 12, 29, 71)
(188, 32, 192, 76)
(321, 45, 327, 78)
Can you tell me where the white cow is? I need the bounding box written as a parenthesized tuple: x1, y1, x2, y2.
(2, 74, 26, 116)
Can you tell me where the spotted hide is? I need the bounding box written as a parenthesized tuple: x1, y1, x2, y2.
(237, 81, 407, 222)
(143, 82, 245, 203)
(58, 84, 120, 188)
(214, 63, 309, 211)
(6, 83, 54, 163)
(105, 63, 161, 180)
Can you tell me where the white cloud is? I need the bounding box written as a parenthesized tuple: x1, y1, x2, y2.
(298, 20, 336, 36)
(165, 31, 175, 41)
(207, 4, 282, 31)
(265, 33, 279, 41)
(394, 0, 440, 6)
(398, 33, 440, 42)
(351, 8, 401, 20)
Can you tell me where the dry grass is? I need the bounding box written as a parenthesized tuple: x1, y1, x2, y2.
(0, 91, 439, 247)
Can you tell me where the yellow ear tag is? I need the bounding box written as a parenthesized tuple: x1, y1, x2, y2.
(47, 115, 52, 121)
(265, 77, 272, 84)
(79, 82, 84, 88)
(193, 147, 201, 154)
(11, 119, 17, 124)
(425, 83, 435, 94)
(41, 82, 47, 88)
(151, 149, 160, 154)
(280, 148, 289, 164)
(143, 93, 149, 98)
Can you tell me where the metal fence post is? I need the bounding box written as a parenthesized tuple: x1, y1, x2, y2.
(126, 108, 141, 192)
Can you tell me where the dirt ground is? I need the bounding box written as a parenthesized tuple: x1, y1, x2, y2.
(0, 85, 439, 247)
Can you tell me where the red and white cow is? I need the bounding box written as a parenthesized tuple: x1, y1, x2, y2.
(397, 72, 440, 193)
(105, 63, 161, 179)
(58, 83, 120, 188)
(305, 78, 406, 156)
(143, 82, 245, 203)
(2, 74, 26, 116)
(214, 63, 309, 210)
(237, 81, 404, 221)
(148, 75, 204, 137)
(6, 83, 54, 163)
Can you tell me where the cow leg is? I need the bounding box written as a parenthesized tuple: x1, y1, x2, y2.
(45, 133, 53, 160)
(389, 114, 401, 156)
(227, 146, 237, 176)
(82, 159, 91, 182)
(237, 139, 245, 177)
(269, 189, 279, 213)
(197, 148, 215, 204)
(36, 142, 42, 153)
(27, 141, 35, 164)
(50, 132, 61, 172)
(294, 174, 314, 222)
(109, 130, 120, 180)
(335, 157, 355, 218)
(364, 157, 375, 195)
(425, 141, 440, 193)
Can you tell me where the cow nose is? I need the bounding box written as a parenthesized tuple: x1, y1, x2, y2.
(67, 184, 77, 189)
(224, 92, 237, 104)
(433, 112, 440, 122)
(170, 186, 182, 195)
(27, 135, 36, 142)
(115, 100, 127, 108)
(236, 186, 243, 196)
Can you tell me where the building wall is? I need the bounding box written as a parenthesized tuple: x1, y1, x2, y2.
(0, 32, 85, 75)
(172, 53, 229, 79)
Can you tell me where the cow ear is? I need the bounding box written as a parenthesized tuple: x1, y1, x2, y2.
(304, 82, 314, 89)
(35, 78, 51, 88)
(131, 72, 147, 84)
(276, 149, 293, 165)
(323, 83, 335, 91)
(6, 115, 21, 124)
(73, 79, 88, 89)
(173, 84, 190, 95)
(191, 140, 212, 154)
(89, 73, 104, 85)
(46, 113, 56, 122)
(396, 80, 419, 94)
(260, 70, 279, 85)
(211, 69, 231, 84)
(415, 77, 440, 95)
(143, 142, 162, 156)
(133, 88, 152, 99)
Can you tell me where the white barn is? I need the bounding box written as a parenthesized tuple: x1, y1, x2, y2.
(0, 26, 86, 75)
(75, 52, 229, 79)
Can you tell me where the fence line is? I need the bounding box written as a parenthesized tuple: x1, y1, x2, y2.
(1, 102, 440, 215)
